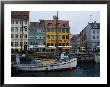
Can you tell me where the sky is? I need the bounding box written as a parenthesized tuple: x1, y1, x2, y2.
(30, 11, 100, 34)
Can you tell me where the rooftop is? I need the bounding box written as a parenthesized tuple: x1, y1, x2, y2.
(11, 11, 29, 20)
(88, 21, 100, 29)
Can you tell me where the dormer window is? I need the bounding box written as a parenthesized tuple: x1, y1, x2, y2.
(93, 30, 95, 34)
(63, 24, 66, 27)
(48, 23, 52, 26)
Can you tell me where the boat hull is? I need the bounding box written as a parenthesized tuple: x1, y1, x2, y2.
(12, 58, 77, 71)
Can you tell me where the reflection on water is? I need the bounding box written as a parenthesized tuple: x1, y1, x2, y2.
(12, 62, 100, 77)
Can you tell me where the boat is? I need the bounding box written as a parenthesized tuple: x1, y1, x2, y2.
(12, 52, 77, 71)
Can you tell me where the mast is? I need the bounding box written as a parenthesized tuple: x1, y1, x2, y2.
(21, 19, 23, 53)
(56, 11, 59, 58)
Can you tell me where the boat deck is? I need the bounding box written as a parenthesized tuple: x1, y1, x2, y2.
(40, 59, 58, 65)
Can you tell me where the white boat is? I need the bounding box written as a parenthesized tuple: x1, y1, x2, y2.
(12, 52, 77, 71)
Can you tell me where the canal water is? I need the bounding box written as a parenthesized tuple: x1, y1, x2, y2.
(11, 62, 100, 77)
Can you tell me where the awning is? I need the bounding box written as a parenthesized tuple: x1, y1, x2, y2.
(48, 46, 56, 48)
(64, 46, 72, 48)
(11, 47, 21, 49)
(29, 45, 46, 48)
(58, 46, 72, 48)
(37, 45, 45, 48)
(47, 46, 56, 49)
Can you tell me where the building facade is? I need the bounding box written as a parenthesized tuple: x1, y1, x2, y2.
(45, 16, 70, 51)
(80, 21, 100, 51)
(28, 20, 45, 52)
(11, 11, 29, 52)
(70, 34, 80, 50)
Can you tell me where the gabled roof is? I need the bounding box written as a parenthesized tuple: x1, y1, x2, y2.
(89, 22, 100, 29)
(11, 11, 29, 20)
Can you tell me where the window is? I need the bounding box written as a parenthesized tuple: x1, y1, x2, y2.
(25, 27, 27, 31)
(93, 36, 95, 39)
(98, 42, 100, 46)
(97, 36, 99, 39)
(15, 34, 18, 38)
(58, 28, 61, 32)
(24, 42, 27, 45)
(16, 20, 18, 24)
(63, 24, 66, 27)
(97, 42, 100, 46)
(15, 42, 16, 46)
(44, 42, 45, 45)
(97, 30, 99, 34)
(17, 42, 18, 46)
(25, 21, 27, 25)
(51, 35, 54, 39)
(62, 29, 65, 33)
(48, 23, 52, 26)
(59, 43, 61, 46)
(11, 20, 14, 24)
(20, 42, 22, 46)
(62, 43, 65, 46)
(11, 42, 14, 46)
(11, 34, 14, 38)
(51, 43, 54, 46)
(20, 20, 22, 24)
(66, 29, 69, 33)
(58, 35, 61, 40)
(24, 34, 27, 38)
(20, 34, 22, 38)
(66, 43, 69, 46)
(31, 42, 33, 45)
(62, 35, 65, 39)
(15, 42, 18, 46)
(93, 30, 95, 34)
(66, 35, 69, 39)
(51, 29, 54, 32)
(47, 35, 50, 39)
(15, 27, 18, 32)
(47, 43, 50, 46)
(47, 28, 50, 32)
(11, 27, 14, 32)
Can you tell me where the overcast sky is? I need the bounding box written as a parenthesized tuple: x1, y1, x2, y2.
(30, 11, 100, 34)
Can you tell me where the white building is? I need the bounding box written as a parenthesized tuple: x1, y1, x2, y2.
(80, 21, 100, 51)
(11, 11, 29, 52)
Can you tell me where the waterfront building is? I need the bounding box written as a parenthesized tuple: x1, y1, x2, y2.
(11, 11, 29, 52)
(45, 16, 70, 51)
(80, 21, 100, 51)
(28, 20, 45, 52)
(70, 34, 80, 50)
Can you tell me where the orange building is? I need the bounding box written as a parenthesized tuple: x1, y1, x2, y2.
(45, 17, 70, 51)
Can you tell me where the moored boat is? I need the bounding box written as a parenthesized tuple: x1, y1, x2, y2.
(12, 52, 77, 71)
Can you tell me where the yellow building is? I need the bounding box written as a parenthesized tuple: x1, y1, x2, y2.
(45, 19, 70, 51)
